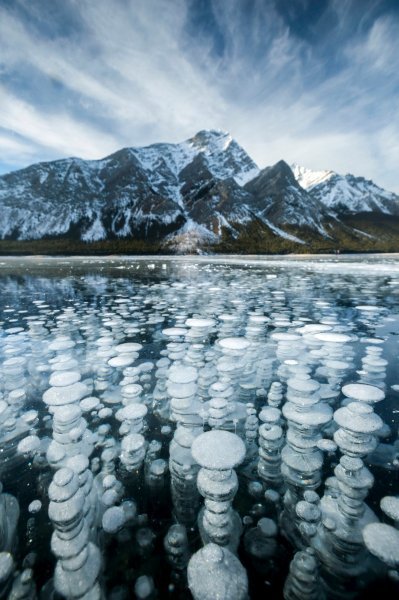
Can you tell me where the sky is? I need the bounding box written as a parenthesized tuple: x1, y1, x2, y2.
(0, 0, 398, 191)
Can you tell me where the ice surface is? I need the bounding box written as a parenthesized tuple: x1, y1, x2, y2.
(1, 254, 399, 598)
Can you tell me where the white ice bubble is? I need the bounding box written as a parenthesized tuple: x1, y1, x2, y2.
(28, 500, 42, 514)
(102, 506, 126, 533)
(191, 430, 246, 470)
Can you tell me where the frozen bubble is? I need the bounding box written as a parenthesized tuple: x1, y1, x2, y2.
(162, 327, 187, 337)
(342, 383, 385, 404)
(98, 407, 113, 419)
(102, 506, 125, 533)
(218, 337, 250, 351)
(28, 500, 42, 514)
(188, 543, 248, 600)
(296, 324, 332, 334)
(102, 489, 118, 507)
(317, 439, 337, 453)
(381, 496, 399, 522)
(314, 332, 351, 343)
(43, 382, 88, 406)
(80, 396, 100, 412)
(363, 523, 399, 568)
(139, 362, 153, 373)
(192, 430, 246, 470)
(264, 489, 280, 503)
(49, 370, 81, 387)
(46, 443, 66, 465)
(361, 337, 384, 345)
(103, 475, 117, 489)
(3, 356, 26, 369)
(334, 402, 383, 433)
(248, 481, 264, 498)
(116, 403, 147, 422)
(168, 365, 197, 385)
(134, 575, 154, 599)
(66, 454, 89, 474)
(136, 528, 155, 549)
(150, 458, 167, 477)
(287, 377, 320, 395)
(185, 318, 215, 328)
(121, 384, 143, 398)
(18, 435, 41, 454)
(258, 518, 278, 537)
(115, 343, 142, 353)
(0, 552, 14, 582)
(51, 358, 79, 372)
(271, 332, 301, 342)
(108, 355, 135, 368)
(356, 305, 381, 312)
(296, 501, 320, 522)
(121, 433, 145, 452)
(53, 467, 74, 488)
(8, 389, 26, 403)
(21, 410, 38, 425)
(259, 407, 281, 424)
(122, 500, 137, 521)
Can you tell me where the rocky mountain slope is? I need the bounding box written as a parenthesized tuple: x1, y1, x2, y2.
(292, 163, 399, 215)
(0, 130, 398, 254)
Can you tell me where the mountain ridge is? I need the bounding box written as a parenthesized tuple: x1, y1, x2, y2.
(0, 130, 398, 254)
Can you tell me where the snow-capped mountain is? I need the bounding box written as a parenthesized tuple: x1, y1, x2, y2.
(0, 130, 261, 245)
(245, 160, 331, 236)
(292, 163, 399, 215)
(0, 130, 398, 254)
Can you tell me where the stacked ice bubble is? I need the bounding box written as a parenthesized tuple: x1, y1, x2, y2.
(0, 256, 399, 598)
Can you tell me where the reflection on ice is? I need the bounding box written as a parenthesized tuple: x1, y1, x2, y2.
(0, 255, 398, 598)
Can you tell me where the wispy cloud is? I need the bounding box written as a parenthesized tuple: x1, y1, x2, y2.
(0, 86, 120, 158)
(0, 0, 398, 192)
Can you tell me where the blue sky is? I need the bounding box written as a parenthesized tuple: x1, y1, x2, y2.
(0, 0, 398, 191)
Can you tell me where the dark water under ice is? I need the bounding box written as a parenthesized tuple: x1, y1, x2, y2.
(0, 255, 398, 599)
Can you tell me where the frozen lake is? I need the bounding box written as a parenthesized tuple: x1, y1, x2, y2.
(0, 254, 398, 599)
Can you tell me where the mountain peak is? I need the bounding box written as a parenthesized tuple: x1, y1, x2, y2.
(272, 159, 294, 175)
(292, 164, 399, 214)
(187, 129, 233, 152)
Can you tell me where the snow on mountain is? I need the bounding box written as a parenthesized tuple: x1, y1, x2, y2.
(0, 130, 262, 243)
(1, 131, 398, 252)
(245, 160, 331, 236)
(292, 163, 399, 215)
(291, 163, 335, 190)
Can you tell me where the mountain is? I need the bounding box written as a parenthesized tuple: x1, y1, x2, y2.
(245, 160, 331, 236)
(292, 163, 399, 215)
(1, 130, 399, 255)
(0, 130, 259, 246)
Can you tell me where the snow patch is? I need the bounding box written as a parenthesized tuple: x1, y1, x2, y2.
(291, 164, 334, 190)
(262, 218, 305, 244)
(82, 216, 107, 241)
